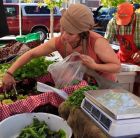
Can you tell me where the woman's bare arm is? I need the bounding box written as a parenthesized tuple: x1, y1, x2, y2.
(80, 38, 121, 73)
(2, 37, 57, 87)
(93, 38, 121, 73)
(7, 37, 56, 74)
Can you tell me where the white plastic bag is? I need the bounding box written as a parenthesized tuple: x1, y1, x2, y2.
(47, 52, 86, 88)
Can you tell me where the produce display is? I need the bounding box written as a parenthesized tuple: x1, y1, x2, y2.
(0, 57, 54, 80)
(0, 57, 54, 104)
(17, 117, 66, 138)
(66, 85, 98, 107)
(0, 91, 28, 104)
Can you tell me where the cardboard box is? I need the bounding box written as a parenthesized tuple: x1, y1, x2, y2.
(116, 72, 136, 92)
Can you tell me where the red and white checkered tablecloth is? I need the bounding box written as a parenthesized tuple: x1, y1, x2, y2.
(0, 79, 88, 121)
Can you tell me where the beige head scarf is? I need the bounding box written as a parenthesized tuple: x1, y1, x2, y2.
(60, 4, 95, 34)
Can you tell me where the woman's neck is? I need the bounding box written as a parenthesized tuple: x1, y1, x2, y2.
(71, 39, 81, 49)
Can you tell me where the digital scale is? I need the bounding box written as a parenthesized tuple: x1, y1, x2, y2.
(81, 88, 140, 138)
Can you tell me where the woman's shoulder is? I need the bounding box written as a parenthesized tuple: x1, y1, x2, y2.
(89, 31, 103, 39)
(54, 35, 64, 54)
(88, 31, 104, 48)
(89, 31, 104, 41)
(54, 35, 62, 45)
(89, 31, 109, 45)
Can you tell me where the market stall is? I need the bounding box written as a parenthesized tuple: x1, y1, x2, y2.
(0, 46, 89, 122)
(1, 38, 140, 138)
(0, 70, 88, 121)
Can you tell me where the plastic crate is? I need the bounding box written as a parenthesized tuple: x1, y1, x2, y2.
(116, 71, 136, 92)
(16, 33, 40, 43)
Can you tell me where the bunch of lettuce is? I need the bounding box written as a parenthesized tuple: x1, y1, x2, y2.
(0, 57, 54, 80)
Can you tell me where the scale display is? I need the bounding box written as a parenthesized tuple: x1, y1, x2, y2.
(81, 89, 140, 138)
(82, 98, 112, 131)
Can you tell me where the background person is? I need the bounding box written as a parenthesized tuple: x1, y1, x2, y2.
(105, 2, 140, 95)
(2, 4, 120, 88)
(105, 2, 140, 65)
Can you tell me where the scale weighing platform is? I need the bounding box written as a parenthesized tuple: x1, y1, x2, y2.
(81, 88, 140, 138)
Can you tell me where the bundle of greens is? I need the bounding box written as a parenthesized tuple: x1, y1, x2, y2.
(0, 92, 28, 104)
(14, 57, 54, 80)
(0, 57, 54, 80)
(17, 117, 66, 138)
(0, 63, 11, 74)
(66, 85, 98, 107)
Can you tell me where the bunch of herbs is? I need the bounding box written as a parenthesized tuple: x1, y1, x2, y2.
(66, 85, 98, 107)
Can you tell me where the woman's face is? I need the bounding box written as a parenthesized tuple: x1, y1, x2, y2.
(61, 27, 80, 44)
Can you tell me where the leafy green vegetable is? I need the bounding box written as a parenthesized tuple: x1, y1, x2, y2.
(0, 94, 5, 100)
(66, 85, 98, 107)
(14, 57, 54, 80)
(0, 63, 11, 73)
(17, 94, 28, 100)
(17, 117, 66, 138)
(2, 99, 14, 104)
(0, 57, 54, 80)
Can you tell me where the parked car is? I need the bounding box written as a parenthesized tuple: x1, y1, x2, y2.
(4, 3, 61, 41)
(93, 6, 116, 34)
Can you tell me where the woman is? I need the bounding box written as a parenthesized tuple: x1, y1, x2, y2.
(3, 4, 120, 88)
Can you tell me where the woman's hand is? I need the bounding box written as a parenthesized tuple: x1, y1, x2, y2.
(2, 73, 16, 90)
(131, 51, 140, 63)
(80, 54, 97, 69)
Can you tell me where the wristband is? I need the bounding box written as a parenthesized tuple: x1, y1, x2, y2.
(6, 71, 14, 77)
